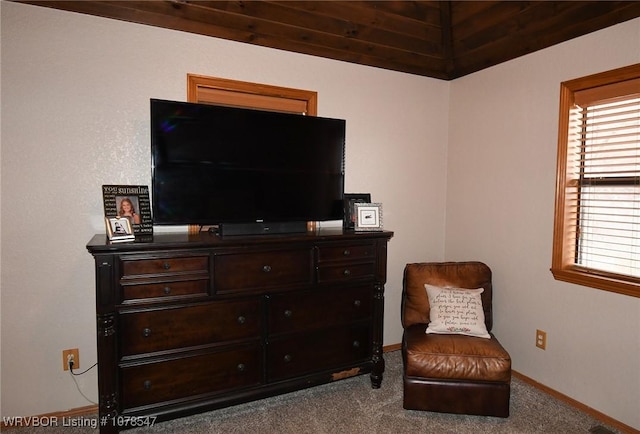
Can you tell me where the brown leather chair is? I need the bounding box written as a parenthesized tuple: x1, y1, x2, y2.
(401, 261, 511, 417)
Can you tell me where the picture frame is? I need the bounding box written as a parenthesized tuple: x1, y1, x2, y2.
(343, 193, 371, 230)
(102, 185, 153, 237)
(354, 203, 383, 231)
(105, 217, 135, 242)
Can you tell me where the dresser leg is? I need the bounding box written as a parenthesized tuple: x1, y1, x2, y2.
(370, 344, 385, 388)
(371, 280, 385, 388)
(96, 308, 118, 434)
(98, 392, 118, 434)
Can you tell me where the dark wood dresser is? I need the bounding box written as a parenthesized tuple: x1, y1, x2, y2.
(86, 228, 393, 433)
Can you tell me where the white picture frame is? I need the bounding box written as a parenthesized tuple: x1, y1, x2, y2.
(354, 203, 383, 231)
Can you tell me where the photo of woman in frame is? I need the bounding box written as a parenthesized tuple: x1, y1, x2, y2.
(116, 196, 141, 225)
(112, 219, 130, 235)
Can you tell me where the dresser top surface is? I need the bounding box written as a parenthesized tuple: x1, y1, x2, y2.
(87, 228, 393, 254)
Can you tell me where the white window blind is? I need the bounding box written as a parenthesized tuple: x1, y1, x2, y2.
(568, 95, 640, 278)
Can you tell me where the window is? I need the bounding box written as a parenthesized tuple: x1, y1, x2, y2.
(552, 63, 640, 297)
(186, 74, 317, 115)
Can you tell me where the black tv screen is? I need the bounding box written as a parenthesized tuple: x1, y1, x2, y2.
(151, 99, 345, 227)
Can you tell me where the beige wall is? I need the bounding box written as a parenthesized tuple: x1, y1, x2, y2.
(446, 19, 640, 428)
(1, 1, 638, 429)
(1, 1, 447, 418)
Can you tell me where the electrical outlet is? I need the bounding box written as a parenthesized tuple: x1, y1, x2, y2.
(536, 330, 547, 350)
(62, 348, 80, 371)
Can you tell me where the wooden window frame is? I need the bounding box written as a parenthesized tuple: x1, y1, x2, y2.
(187, 74, 317, 115)
(551, 63, 640, 298)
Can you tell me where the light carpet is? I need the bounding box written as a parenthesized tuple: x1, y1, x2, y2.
(12, 351, 622, 433)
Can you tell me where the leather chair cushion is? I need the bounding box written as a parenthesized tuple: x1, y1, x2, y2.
(404, 324, 511, 383)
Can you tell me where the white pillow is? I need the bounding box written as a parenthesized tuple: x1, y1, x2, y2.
(424, 284, 490, 339)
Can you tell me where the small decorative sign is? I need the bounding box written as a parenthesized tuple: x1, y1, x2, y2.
(102, 185, 153, 238)
(354, 203, 383, 231)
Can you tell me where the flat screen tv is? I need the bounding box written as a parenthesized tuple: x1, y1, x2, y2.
(150, 99, 345, 236)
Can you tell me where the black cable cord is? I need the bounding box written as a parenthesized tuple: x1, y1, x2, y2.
(69, 360, 98, 376)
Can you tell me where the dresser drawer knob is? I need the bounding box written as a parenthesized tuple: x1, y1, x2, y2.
(343, 269, 351, 276)
(283, 354, 292, 363)
(262, 265, 272, 273)
(284, 309, 293, 318)
(343, 249, 351, 256)
(237, 315, 246, 324)
(237, 363, 246, 372)
(162, 262, 171, 270)
(353, 340, 361, 348)
(143, 380, 152, 390)
(142, 328, 152, 337)
(353, 300, 361, 308)
(163, 286, 171, 295)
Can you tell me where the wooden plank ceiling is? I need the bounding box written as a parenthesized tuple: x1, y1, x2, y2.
(17, 1, 640, 80)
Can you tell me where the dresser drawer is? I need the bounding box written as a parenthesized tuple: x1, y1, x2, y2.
(121, 279, 208, 303)
(267, 325, 371, 381)
(317, 262, 375, 283)
(316, 242, 376, 263)
(121, 345, 262, 409)
(119, 300, 260, 356)
(268, 286, 372, 335)
(214, 248, 313, 292)
(121, 255, 209, 278)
